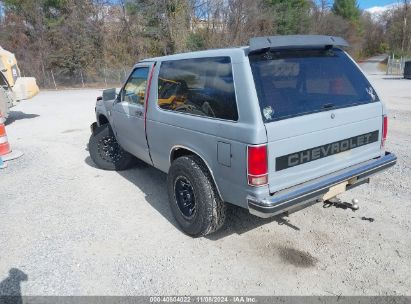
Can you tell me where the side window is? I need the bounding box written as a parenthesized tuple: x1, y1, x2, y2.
(121, 67, 149, 106)
(157, 57, 238, 121)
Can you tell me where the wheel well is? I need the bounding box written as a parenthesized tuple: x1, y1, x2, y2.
(98, 115, 109, 126)
(170, 147, 222, 200)
(170, 147, 195, 162)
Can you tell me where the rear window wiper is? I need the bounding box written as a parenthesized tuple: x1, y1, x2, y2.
(322, 103, 335, 110)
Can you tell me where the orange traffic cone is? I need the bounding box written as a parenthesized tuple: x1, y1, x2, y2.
(0, 113, 23, 162)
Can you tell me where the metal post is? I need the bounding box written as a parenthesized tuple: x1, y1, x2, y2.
(386, 55, 390, 75)
(51, 70, 57, 90)
(104, 68, 107, 88)
(401, 57, 404, 74)
(41, 62, 49, 88)
(80, 70, 85, 88)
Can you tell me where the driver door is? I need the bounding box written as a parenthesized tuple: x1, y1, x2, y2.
(111, 65, 152, 165)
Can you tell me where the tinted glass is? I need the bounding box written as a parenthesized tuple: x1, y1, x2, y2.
(249, 48, 379, 122)
(122, 67, 149, 105)
(158, 57, 238, 121)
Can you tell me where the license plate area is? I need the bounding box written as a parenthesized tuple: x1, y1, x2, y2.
(322, 181, 348, 201)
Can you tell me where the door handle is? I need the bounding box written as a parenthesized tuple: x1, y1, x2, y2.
(135, 110, 144, 117)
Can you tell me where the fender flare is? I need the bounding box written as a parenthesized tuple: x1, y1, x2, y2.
(169, 145, 223, 200)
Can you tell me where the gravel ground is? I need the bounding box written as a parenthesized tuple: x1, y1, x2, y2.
(0, 57, 410, 296)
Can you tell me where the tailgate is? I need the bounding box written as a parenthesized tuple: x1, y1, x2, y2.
(265, 103, 383, 193)
(248, 47, 384, 193)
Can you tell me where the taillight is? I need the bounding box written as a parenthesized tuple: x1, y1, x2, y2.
(382, 115, 388, 147)
(247, 145, 268, 186)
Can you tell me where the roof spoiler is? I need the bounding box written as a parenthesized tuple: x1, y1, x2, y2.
(249, 35, 349, 53)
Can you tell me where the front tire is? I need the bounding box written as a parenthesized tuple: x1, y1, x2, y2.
(167, 155, 226, 237)
(88, 124, 135, 170)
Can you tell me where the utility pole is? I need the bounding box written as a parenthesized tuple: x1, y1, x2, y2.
(401, 0, 409, 52)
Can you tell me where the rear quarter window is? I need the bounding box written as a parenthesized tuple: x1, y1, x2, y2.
(157, 57, 238, 121)
(249, 48, 379, 122)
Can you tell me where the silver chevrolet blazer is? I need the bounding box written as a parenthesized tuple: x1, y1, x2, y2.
(89, 35, 397, 237)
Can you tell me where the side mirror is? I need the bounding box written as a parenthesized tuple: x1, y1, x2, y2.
(102, 88, 116, 101)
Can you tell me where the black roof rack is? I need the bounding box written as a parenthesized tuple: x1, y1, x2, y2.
(249, 35, 349, 52)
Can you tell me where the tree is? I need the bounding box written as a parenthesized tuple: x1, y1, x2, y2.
(383, 1, 411, 56)
(361, 12, 387, 56)
(332, 0, 360, 22)
(47, 0, 103, 77)
(265, 0, 312, 35)
(0, 0, 66, 85)
(0, 0, 405, 88)
(400, 0, 410, 53)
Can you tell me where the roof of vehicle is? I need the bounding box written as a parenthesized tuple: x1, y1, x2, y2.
(249, 35, 348, 52)
(140, 47, 248, 63)
(139, 35, 348, 64)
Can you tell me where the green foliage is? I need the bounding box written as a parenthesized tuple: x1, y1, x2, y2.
(379, 42, 389, 54)
(124, 2, 138, 15)
(332, 0, 361, 22)
(264, 0, 311, 35)
(1, 0, 408, 87)
(389, 49, 411, 58)
(2, 0, 102, 77)
(186, 33, 205, 51)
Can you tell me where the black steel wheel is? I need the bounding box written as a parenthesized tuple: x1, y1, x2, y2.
(174, 176, 196, 219)
(167, 155, 226, 237)
(98, 133, 124, 164)
(89, 124, 135, 171)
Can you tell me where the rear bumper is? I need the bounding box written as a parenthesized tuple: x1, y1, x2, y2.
(247, 152, 397, 218)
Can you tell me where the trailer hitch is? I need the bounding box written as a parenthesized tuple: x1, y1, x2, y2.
(323, 197, 359, 211)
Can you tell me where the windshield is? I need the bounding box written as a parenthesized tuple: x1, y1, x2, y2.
(249, 48, 379, 122)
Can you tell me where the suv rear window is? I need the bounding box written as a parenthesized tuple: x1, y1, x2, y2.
(249, 48, 379, 122)
(158, 57, 238, 121)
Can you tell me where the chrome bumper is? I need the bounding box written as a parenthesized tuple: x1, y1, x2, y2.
(248, 152, 397, 218)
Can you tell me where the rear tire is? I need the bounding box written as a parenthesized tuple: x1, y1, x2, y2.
(167, 155, 226, 237)
(89, 124, 135, 171)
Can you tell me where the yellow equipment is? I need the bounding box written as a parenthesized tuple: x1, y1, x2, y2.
(158, 78, 187, 109)
(0, 46, 39, 120)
